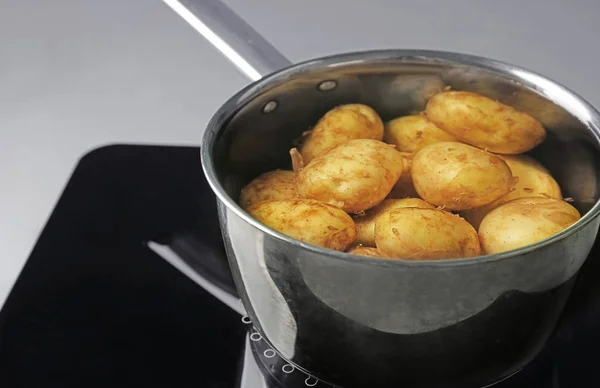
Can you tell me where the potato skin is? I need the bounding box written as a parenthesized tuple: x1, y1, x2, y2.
(412, 142, 514, 210)
(384, 114, 456, 153)
(375, 208, 481, 260)
(239, 170, 297, 210)
(461, 155, 562, 228)
(479, 197, 580, 254)
(354, 198, 435, 247)
(297, 139, 404, 213)
(347, 246, 383, 258)
(247, 199, 357, 251)
(426, 91, 546, 154)
(300, 104, 384, 163)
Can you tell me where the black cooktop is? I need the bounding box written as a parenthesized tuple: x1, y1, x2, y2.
(0, 145, 246, 387)
(1, 145, 599, 388)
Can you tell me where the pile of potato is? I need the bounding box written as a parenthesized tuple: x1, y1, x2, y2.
(238, 91, 581, 260)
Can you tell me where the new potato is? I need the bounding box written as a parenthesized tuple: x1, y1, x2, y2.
(412, 142, 515, 210)
(384, 114, 456, 153)
(479, 197, 580, 254)
(375, 208, 481, 260)
(354, 198, 435, 247)
(461, 155, 562, 228)
(239, 170, 297, 210)
(426, 91, 546, 154)
(300, 104, 384, 163)
(387, 152, 419, 199)
(297, 139, 404, 213)
(247, 198, 357, 251)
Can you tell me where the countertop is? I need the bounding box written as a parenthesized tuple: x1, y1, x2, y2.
(1, 0, 599, 307)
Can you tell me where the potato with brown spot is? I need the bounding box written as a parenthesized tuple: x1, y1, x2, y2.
(375, 208, 481, 260)
(479, 197, 580, 254)
(297, 139, 404, 213)
(247, 199, 357, 251)
(354, 198, 435, 247)
(426, 91, 546, 154)
(300, 104, 384, 163)
(384, 114, 456, 153)
(461, 155, 562, 228)
(347, 246, 383, 258)
(239, 170, 298, 210)
(412, 142, 514, 210)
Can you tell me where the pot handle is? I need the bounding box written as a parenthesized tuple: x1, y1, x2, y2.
(148, 236, 247, 316)
(163, 0, 292, 81)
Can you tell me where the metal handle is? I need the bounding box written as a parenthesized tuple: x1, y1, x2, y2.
(148, 240, 246, 315)
(163, 0, 292, 81)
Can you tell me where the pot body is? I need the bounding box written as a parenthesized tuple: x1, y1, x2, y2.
(219, 201, 598, 387)
(203, 51, 600, 387)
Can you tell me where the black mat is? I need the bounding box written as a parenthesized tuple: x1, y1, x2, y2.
(0, 145, 245, 388)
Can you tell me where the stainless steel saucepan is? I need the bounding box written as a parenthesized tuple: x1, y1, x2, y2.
(165, 1, 600, 387)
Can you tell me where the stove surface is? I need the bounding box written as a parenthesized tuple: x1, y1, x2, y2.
(1, 145, 599, 388)
(0, 146, 246, 387)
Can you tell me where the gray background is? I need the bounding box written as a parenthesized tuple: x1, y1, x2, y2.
(1, 0, 599, 306)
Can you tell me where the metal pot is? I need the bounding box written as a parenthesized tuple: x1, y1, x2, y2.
(167, 1, 600, 387)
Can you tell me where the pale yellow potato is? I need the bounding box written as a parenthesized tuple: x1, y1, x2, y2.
(398, 152, 414, 179)
(387, 152, 420, 199)
(354, 198, 435, 247)
(461, 155, 562, 228)
(412, 142, 514, 210)
(426, 91, 546, 154)
(479, 197, 580, 254)
(300, 104, 384, 163)
(247, 199, 357, 251)
(384, 114, 456, 153)
(239, 170, 297, 210)
(347, 246, 383, 258)
(375, 208, 481, 260)
(297, 139, 404, 213)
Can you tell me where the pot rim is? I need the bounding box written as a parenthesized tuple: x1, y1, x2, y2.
(201, 49, 600, 268)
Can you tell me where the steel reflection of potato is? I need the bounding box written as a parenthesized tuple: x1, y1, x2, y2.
(297, 139, 404, 213)
(354, 198, 435, 247)
(426, 91, 546, 154)
(347, 246, 383, 258)
(412, 142, 515, 211)
(384, 114, 456, 153)
(479, 197, 580, 255)
(375, 208, 481, 260)
(299, 104, 384, 163)
(239, 170, 297, 210)
(247, 198, 357, 251)
(461, 155, 562, 228)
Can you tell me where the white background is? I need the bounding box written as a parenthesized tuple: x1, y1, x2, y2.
(1, 0, 599, 307)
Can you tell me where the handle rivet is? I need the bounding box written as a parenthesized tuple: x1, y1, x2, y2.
(318, 80, 337, 91)
(262, 100, 278, 113)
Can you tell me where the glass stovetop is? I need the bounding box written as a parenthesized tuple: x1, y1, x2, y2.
(1, 145, 599, 388)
